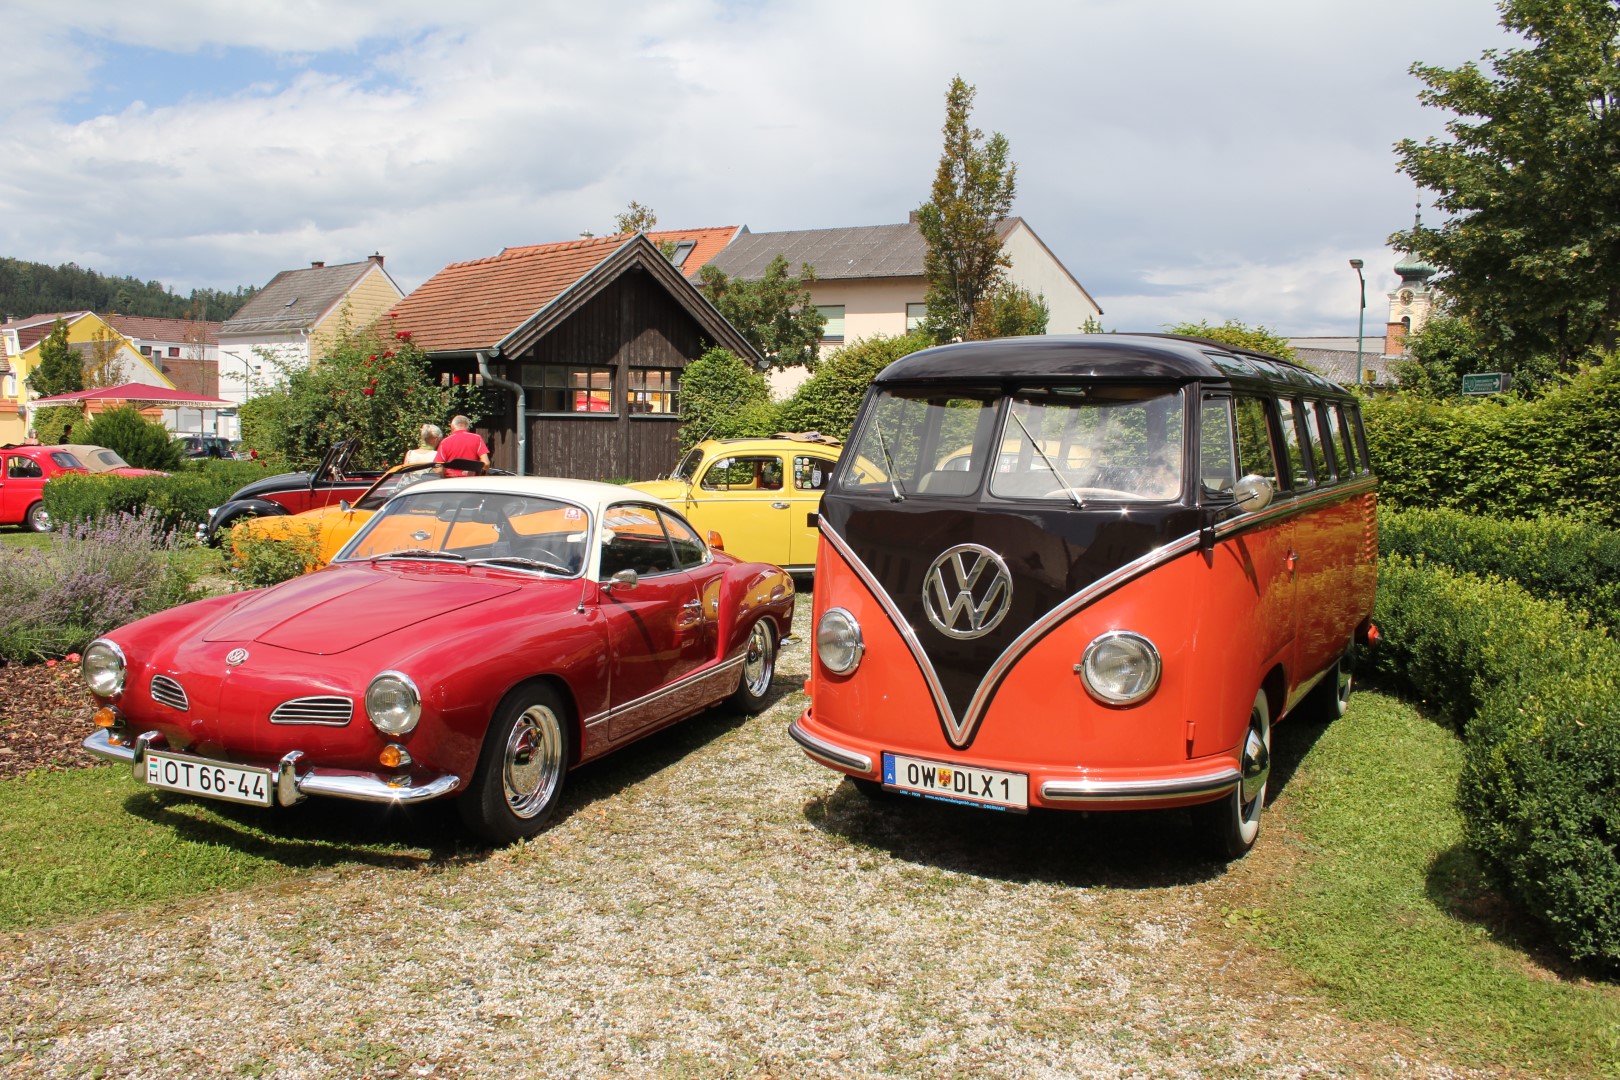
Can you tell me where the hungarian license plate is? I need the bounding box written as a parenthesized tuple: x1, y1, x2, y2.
(145, 750, 273, 807)
(882, 752, 1029, 812)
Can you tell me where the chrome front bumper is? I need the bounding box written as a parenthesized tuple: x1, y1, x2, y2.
(83, 728, 461, 806)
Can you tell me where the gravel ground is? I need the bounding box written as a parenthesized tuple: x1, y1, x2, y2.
(1, 624, 1497, 1079)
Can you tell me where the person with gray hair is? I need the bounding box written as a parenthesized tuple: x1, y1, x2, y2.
(404, 423, 443, 465)
(433, 414, 491, 476)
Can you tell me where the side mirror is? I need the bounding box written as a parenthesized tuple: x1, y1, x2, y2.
(707, 529, 725, 552)
(1232, 474, 1275, 514)
(604, 568, 639, 591)
(338, 499, 352, 513)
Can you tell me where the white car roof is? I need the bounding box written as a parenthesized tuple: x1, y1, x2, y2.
(396, 475, 678, 517)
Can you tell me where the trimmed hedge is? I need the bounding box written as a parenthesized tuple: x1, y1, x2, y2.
(43, 459, 273, 531)
(1370, 555, 1620, 968)
(1380, 508, 1620, 634)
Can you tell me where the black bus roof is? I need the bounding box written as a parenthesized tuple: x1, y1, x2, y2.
(873, 333, 1352, 396)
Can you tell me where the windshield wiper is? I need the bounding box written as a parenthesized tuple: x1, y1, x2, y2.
(1009, 409, 1083, 508)
(371, 548, 467, 563)
(874, 425, 906, 502)
(471, 556, 574, 576)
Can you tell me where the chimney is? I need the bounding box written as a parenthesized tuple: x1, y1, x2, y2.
(1385, 321, 1408, 355)
(908, 210, 920, 224)
(369, 252, 385, 267)
(311, 261, 325, 269)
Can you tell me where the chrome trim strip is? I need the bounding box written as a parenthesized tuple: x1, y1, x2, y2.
(1215, 476, 1377, 540)
(1040, 768, 1240, 802)
(787, 718, 873, 774)
(581, 655, 747, 729)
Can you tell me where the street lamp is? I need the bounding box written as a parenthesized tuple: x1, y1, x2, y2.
(1348, 259, 1366, 385)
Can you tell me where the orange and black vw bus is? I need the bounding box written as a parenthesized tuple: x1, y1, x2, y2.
(789, 334, 1377, 857)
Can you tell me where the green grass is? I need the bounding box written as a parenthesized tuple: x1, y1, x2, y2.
(0, 765, 473, 931)
(1260, 691, 1620, 1074)
(0, 531, 51, 550)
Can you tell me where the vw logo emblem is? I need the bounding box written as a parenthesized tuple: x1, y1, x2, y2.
(923, 544, 1013, 640)
(225, 648, 249, 666)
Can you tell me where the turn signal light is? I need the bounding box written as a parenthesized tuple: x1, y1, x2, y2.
(93, 707, 121, 729)
(378, 744, 412, 769)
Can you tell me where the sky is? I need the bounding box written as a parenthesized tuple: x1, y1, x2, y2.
(0, 0, 1517, 337)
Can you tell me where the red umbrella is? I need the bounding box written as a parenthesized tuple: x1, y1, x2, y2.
(29, 382, 234, 408)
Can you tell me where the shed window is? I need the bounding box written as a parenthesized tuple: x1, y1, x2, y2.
(523, 365, 615, 415)
(628, 368, 679, 415)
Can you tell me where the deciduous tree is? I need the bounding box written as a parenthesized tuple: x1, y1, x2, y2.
(1165, 319, 1297, 362)
(1392, 0, 1620, 371)
(697, 257, 825, 369)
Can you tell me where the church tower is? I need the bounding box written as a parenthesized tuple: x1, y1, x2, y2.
(1386, 206, 1437, 354)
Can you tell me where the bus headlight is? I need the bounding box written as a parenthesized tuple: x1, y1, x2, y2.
(365, 671, 421, 734)
(83, 639, 127, 698)
(1078, 631, 1161, 705)
(817, 608, 864, 675)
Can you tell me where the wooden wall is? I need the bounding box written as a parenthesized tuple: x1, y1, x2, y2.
(480, 268, 702, 480)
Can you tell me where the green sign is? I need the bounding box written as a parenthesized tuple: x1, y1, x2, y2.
(1462, 372, 1509, 395)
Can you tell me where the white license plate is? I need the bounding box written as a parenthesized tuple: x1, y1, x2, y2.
(882, 752, 1028, 812)
(145, 750, 273, 807)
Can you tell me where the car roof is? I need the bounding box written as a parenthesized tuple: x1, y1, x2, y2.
(696, 435, 843, 453)
(398, 475, 680, 517)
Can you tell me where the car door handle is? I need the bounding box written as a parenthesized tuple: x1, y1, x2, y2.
(1286, 549, 1298, 572)
(771, 502, 789, 510)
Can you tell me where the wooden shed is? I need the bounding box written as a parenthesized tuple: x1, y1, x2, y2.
(389, 233, 761, 480)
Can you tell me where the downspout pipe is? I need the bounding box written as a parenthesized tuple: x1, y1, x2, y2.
(476, 349, 526, 476)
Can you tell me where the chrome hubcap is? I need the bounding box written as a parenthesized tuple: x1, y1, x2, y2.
(503, 705, 563, 818)
(742, 622, 773, 697)
(1240, 721, 1271, 806)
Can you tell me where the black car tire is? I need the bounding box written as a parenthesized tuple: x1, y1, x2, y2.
(458, 684, 572, 845)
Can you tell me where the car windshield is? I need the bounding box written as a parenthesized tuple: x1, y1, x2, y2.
(355, 465, 438, 511)
(337, 490, 591, 575)
(671, 448, 703, 483)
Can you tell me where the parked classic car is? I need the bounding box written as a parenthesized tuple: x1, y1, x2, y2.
(200, 439, 386, 544)
(227, 461, 445, 569)
(628, 435, 843, 574)
(83, 476, 795, 843)
(174, 434, 234, 459)
(0, 444, 89, 531)
(59, 444, 169, 477)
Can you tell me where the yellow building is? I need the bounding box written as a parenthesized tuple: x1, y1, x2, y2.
(0, 312, 174, 443)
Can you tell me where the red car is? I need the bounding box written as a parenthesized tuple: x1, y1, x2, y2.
(0, 444, 89, 531)
(200, 439, 386, 544)
(83, 477, 795, 844)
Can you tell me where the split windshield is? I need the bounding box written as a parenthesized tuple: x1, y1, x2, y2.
(838, 384, 1187, 502)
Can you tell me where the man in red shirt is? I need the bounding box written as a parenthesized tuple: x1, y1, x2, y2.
(434, 415, 491, 477)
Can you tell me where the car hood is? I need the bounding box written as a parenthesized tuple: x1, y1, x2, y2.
(201, 565, 520, 655)
(626, 478, 689, 502)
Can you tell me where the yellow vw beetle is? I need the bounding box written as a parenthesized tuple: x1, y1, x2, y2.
(629, 435, 841, 574)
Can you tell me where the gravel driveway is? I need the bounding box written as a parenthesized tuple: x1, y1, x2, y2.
(2, 627, 1489, 1078)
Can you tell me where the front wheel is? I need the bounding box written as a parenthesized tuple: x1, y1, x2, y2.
(729, 619, 777, 713)
(1195, 689, 1271, 860)
(458, 685, 571, 845)
(23, 501, 50, 532)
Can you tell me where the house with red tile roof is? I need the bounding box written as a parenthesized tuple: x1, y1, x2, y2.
(0, 311, 174, 442)
(388, 233, 760, 480)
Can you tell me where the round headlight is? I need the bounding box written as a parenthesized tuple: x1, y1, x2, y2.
(817, 607, 864, 675)
(1079, 631, 1162, 705)
(365, 671, 421, 735)
(82, 639, 126, 698)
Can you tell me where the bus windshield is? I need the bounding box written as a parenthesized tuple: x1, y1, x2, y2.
(837, 384, 1186, 502)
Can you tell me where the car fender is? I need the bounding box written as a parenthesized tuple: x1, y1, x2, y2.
(716, 562, 795, 659)
(205, 498, 289, 544)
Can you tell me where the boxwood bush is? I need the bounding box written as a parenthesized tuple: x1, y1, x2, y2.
(1380, 508, 1620, 634)
(43, 459, 273, 531)
(1370, 554, 1620, 968)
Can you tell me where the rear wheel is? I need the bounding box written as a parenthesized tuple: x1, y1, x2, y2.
(1196, 689, 1271, 860)
(729, 619, 777, 712)
(458, 685, 571, 845)
(23, 501, 50, 532)
(1303, 652, 1354, 721)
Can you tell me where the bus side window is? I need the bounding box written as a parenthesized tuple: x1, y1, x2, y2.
(1233, 396, 1280, 488)
(1278, 398, 1313, 488)
(1301, 398, 1333, 483)
(1326, 402, 1354, 478)
(1199, 395, 1237, 494)
(1345, 403, 1371, 475)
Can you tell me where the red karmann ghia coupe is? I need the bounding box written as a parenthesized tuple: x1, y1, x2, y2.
(83, 476, 795, 844)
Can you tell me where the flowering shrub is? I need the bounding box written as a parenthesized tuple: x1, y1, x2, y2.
(0, 509, 198, 663)
(228, 519, 323, 590)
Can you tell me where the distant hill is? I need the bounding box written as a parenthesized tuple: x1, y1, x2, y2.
(0, 257, 258, 323)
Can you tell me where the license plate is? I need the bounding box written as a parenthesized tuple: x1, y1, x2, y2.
(882, 752, 1028, 812)
(145, 750, 273, 807)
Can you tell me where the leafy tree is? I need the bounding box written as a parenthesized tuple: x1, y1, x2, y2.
(916, 76, 1018, 343)
(1392, 0, 1620, 373)
(697, 257, 825, 369)
(970, 282, 1049, 339)
(776, 332, 933, 441)
(242, 316, 473, 469)
(614, 201, 659, 235)
(1164, 319, 1297, 362)
(28, 319, 82, 397)
(676, 348, 779, 450)
(84, 326, 123, 388)
(83, 405, 184, 470)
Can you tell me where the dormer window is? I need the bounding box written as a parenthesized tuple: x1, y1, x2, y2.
(284, 296, 299, 308)
(670, 241, 697, 268)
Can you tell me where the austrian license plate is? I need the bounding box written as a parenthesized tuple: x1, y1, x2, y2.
(145, 750, 273, 807)
(882, 752, 1029, 812)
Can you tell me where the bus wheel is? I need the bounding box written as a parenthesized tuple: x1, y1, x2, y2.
(1305, 653, 1354, 721)
(1198, 689, 1271, 860)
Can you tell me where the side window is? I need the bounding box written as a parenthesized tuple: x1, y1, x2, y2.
(1199, 395, 1237, 494)
(1277, 398, 1313, 488)
(7, 455, 42, 479)
(702, 455, 783, 491)
(1234, 396, 1280, 487)
(1346, 403, 1371, 474)
(793, 456, 835, 492)
(1326, 402, 1354, 477)
(1300, 399, 1333, 483)
(661, 511, 708, 569)
(600, 504, 677, 577)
